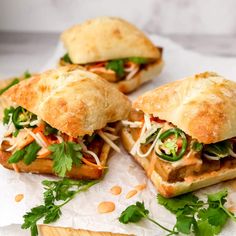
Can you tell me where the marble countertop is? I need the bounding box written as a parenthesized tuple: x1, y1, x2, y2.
(0, 31, 236, 236)
(0, 31, 235, 78)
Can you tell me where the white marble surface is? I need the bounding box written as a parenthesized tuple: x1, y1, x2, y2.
(0, 33, 236, 236)
(0, 0, 236, 34)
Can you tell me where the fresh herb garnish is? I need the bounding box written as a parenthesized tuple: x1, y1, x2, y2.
(158, 189, 236, 236)
(8, 141, 41, 165)
(44, 123, 58, 136)
(48, 142, 83, 177)
(106, 59, 125, 78)
(0, 78, 20, 95)
(128, 57, 148, 64)
(8, 149, 25, 164)
(191, 141, 203, 152)
(3, 106, 15, 124)
(22, 178, 99, 236)
(23, 141, 41, 165)
(62, 53, 72, 64)
(204, 140, 231, 159)
(119, 201, 177, 234)
(24, 70, 31, 79)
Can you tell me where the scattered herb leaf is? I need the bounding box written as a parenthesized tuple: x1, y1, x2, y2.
(119, 201, 177, 234)
(22, 178, 98, 236)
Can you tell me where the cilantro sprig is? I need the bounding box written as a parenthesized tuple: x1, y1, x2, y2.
(22, 178, 99, 236)
(158, 189, 236, 236)
(119, 202, 177, 235)
(119, 190, 236, 235)
(48, 142, 83, 177)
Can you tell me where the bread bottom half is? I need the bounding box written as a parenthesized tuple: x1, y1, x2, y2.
(0, 141, 111, 180)
(121, 127, 236, 198)
(115, 59, 164, 94)
(59, 59, 164, 94)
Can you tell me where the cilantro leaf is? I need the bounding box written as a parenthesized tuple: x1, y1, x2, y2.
(208, 189, 228, 203)
(157, 193, 199, 213)
(0, 79, 19, 95)
(119, 202, 149, 224)
(119, 201, 176, 234)
(106, 59, 125, 78)
(3, 106, 15, 124)
(198, 207, 228, 234)
(195, 220, 215, 236)
(8, 149, 25, 164)
(43, 205, 61, 224)
(128, 57, 148, 64)
(62, 53, 72, 64)
(191, 141, 203, 152)
(157, 189, 236, 236)
(22, 178, 98, 236)
(175, 215, 194, 234)
(24, 70, 31, 79)
(22, 205, 47, 236)
(23, 141, 41, 165)
(48, 142, 82, 177)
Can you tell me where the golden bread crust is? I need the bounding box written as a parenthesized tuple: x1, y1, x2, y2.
(61, 17, 161, 64)
(133, 72, 236, 144)
(3, 66, 131, 137)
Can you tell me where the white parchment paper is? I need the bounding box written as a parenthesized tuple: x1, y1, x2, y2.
(1, 35, 236, 236)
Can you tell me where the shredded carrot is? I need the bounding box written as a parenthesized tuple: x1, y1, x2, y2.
(81, 158, 104, 169)
(37, 131, 51, 146)
(89, 62, 106, 68)
(37, 149, 51, 159)
(33, 123, 45, 134)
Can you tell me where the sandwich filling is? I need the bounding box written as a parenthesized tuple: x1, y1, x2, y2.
(0, 106, 120, 177)
(123, 110, 236, 183)
(60, 53, 162, 83)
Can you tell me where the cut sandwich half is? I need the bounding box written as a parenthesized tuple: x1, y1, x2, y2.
(60, 17, 164, 93)
(121, 72, 236, 197)
(0, 65, 131, 179)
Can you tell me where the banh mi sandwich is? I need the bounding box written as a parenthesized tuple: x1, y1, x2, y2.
(121, 72, 236, 197)
(0, 65, 131, 179)
(60, 17, 164, 94)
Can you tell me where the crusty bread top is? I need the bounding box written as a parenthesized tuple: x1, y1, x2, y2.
(61, 17, 161, 64)
(133, 72, 236, 144)
(4, 65, 131, 137)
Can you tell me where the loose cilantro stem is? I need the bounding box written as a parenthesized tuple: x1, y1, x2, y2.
(146, 216, 178, 234)
(220, 203, 236, 222)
